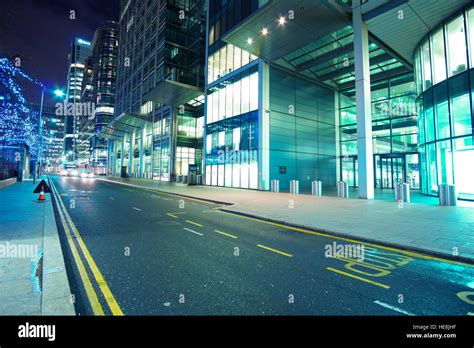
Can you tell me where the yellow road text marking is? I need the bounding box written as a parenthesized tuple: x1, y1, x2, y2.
(222, 211, 472, 267)
(326, 267, 390, 289)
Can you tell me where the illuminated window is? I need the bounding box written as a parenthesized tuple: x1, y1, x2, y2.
(431, 29, 446, 84)
(446, 16, 468, 77)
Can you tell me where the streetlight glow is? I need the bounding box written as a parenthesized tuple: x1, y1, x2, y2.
(54, 89, 65, 97)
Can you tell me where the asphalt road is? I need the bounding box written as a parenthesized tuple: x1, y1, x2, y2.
(48, 175, 474, 316)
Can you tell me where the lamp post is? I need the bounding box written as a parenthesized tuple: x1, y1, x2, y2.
(33, 85, 45, 184)
(33, 87, 65, 183)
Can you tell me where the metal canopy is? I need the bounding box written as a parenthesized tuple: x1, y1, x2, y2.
(144, 77, 203, 107)
(97, 112, 152, 140)
(223, 0, 413, 89)
(223, 0, 351, 63)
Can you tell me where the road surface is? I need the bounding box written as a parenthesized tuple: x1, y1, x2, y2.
(48, 175, 474, 316)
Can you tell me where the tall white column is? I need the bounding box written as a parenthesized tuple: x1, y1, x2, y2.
(138, 128, 144, 178)
(353, 0, 374, 199)
(120, 136, 125, 175)
(128, 133, 133, 176)
(258, 61, 270, 191)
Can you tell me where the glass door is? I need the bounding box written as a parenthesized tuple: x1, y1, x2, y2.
(341, 156, 357, 187)
(375, 155, 406, 189)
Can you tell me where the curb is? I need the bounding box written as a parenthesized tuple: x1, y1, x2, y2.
(41, 177, 76, 315)
(100, 177, 474, 266)
(219, 208, 474, 266)
(0, 177, 17, 189)
(97, 177, 233, 205)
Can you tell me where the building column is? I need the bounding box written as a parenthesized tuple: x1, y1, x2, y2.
(353, 0, 374, 199)
(120, 136, 125, 176)
(258, 61, 270, 191)
(128, 132, 133, 176)
(139, 128, 144, 178)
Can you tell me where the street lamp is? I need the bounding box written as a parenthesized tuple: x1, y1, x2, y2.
(54, 89, 65, 98)
(33, 86, 66, 183)
(32, 84, 45, 184)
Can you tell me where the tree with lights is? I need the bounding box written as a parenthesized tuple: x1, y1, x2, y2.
(0, 57, 40, 158)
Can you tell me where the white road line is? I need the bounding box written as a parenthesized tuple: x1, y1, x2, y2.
(374, 300, 415, 316)
(133, 207, 142, 211)
(183, 228, 203, 236)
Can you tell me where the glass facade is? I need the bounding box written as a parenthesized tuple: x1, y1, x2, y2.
(205, 61, 259, 189)
(414, 6, 474, 200)
(339, 73, 419, 188)
(207, 43, 258, 84)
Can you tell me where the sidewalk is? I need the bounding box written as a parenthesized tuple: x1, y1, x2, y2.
(0, 178, 75, 315)
(99, 176, 474, 263)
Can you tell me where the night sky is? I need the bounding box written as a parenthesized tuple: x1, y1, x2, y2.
(0, 0, 120, 105)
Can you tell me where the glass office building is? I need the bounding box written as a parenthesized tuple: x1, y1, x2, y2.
(204, 0, 337, 191)
(414, 5, 474, 200)
(101, 0, 206, 180)
(64, 38, 92, 162)
(202, 0, 474, 201)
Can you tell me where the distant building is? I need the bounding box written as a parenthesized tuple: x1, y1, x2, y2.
(40, 104, 65, 171)
(64, 38, 92, 162)
(75, 22, 119, 173)
(77, 56, 95, 164)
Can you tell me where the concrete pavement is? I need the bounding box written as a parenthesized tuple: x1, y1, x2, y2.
(0, 178, 75, 315)
(98, 176, 474, 263)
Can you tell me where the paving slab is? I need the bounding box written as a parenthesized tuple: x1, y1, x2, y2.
(0, 178, 76, 315)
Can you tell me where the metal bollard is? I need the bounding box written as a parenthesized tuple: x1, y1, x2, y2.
(395, 182, 402, 202)
(447, 185, 457, 206)
(177, 175, 182, 183)
(271, 179, 280, 192)
(395, 182, 410, 203)
(439, 184, 457, 206)
(290, 180, 300, 194)
(188, 174, 197, 185)
(337, 181, 349, 198)
(311, 180, 322, 196)
(182, 175, 188, 183)
(401, 183, 410, 203)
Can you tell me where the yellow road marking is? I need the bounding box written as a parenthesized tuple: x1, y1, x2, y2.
(51, 179, 124, 316)
(185, 220, 203, 227)
(257, 244, 293, 257)
(214, 230, 238, 239)
(166, 212, 186, 218)
(326, 267, 390, 289)
(221, 211, 473, 267)
(457, 291, 474, 305)
(51, 183, 105, 315)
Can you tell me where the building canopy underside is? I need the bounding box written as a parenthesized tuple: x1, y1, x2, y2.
(222, 0, 471, 91)
(97, 113, 152, 141)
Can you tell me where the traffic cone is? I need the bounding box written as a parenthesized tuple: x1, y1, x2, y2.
(38, 185, 45, 201)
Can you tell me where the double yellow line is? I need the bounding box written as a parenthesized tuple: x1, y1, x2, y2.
(50, 179, 123, 316)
